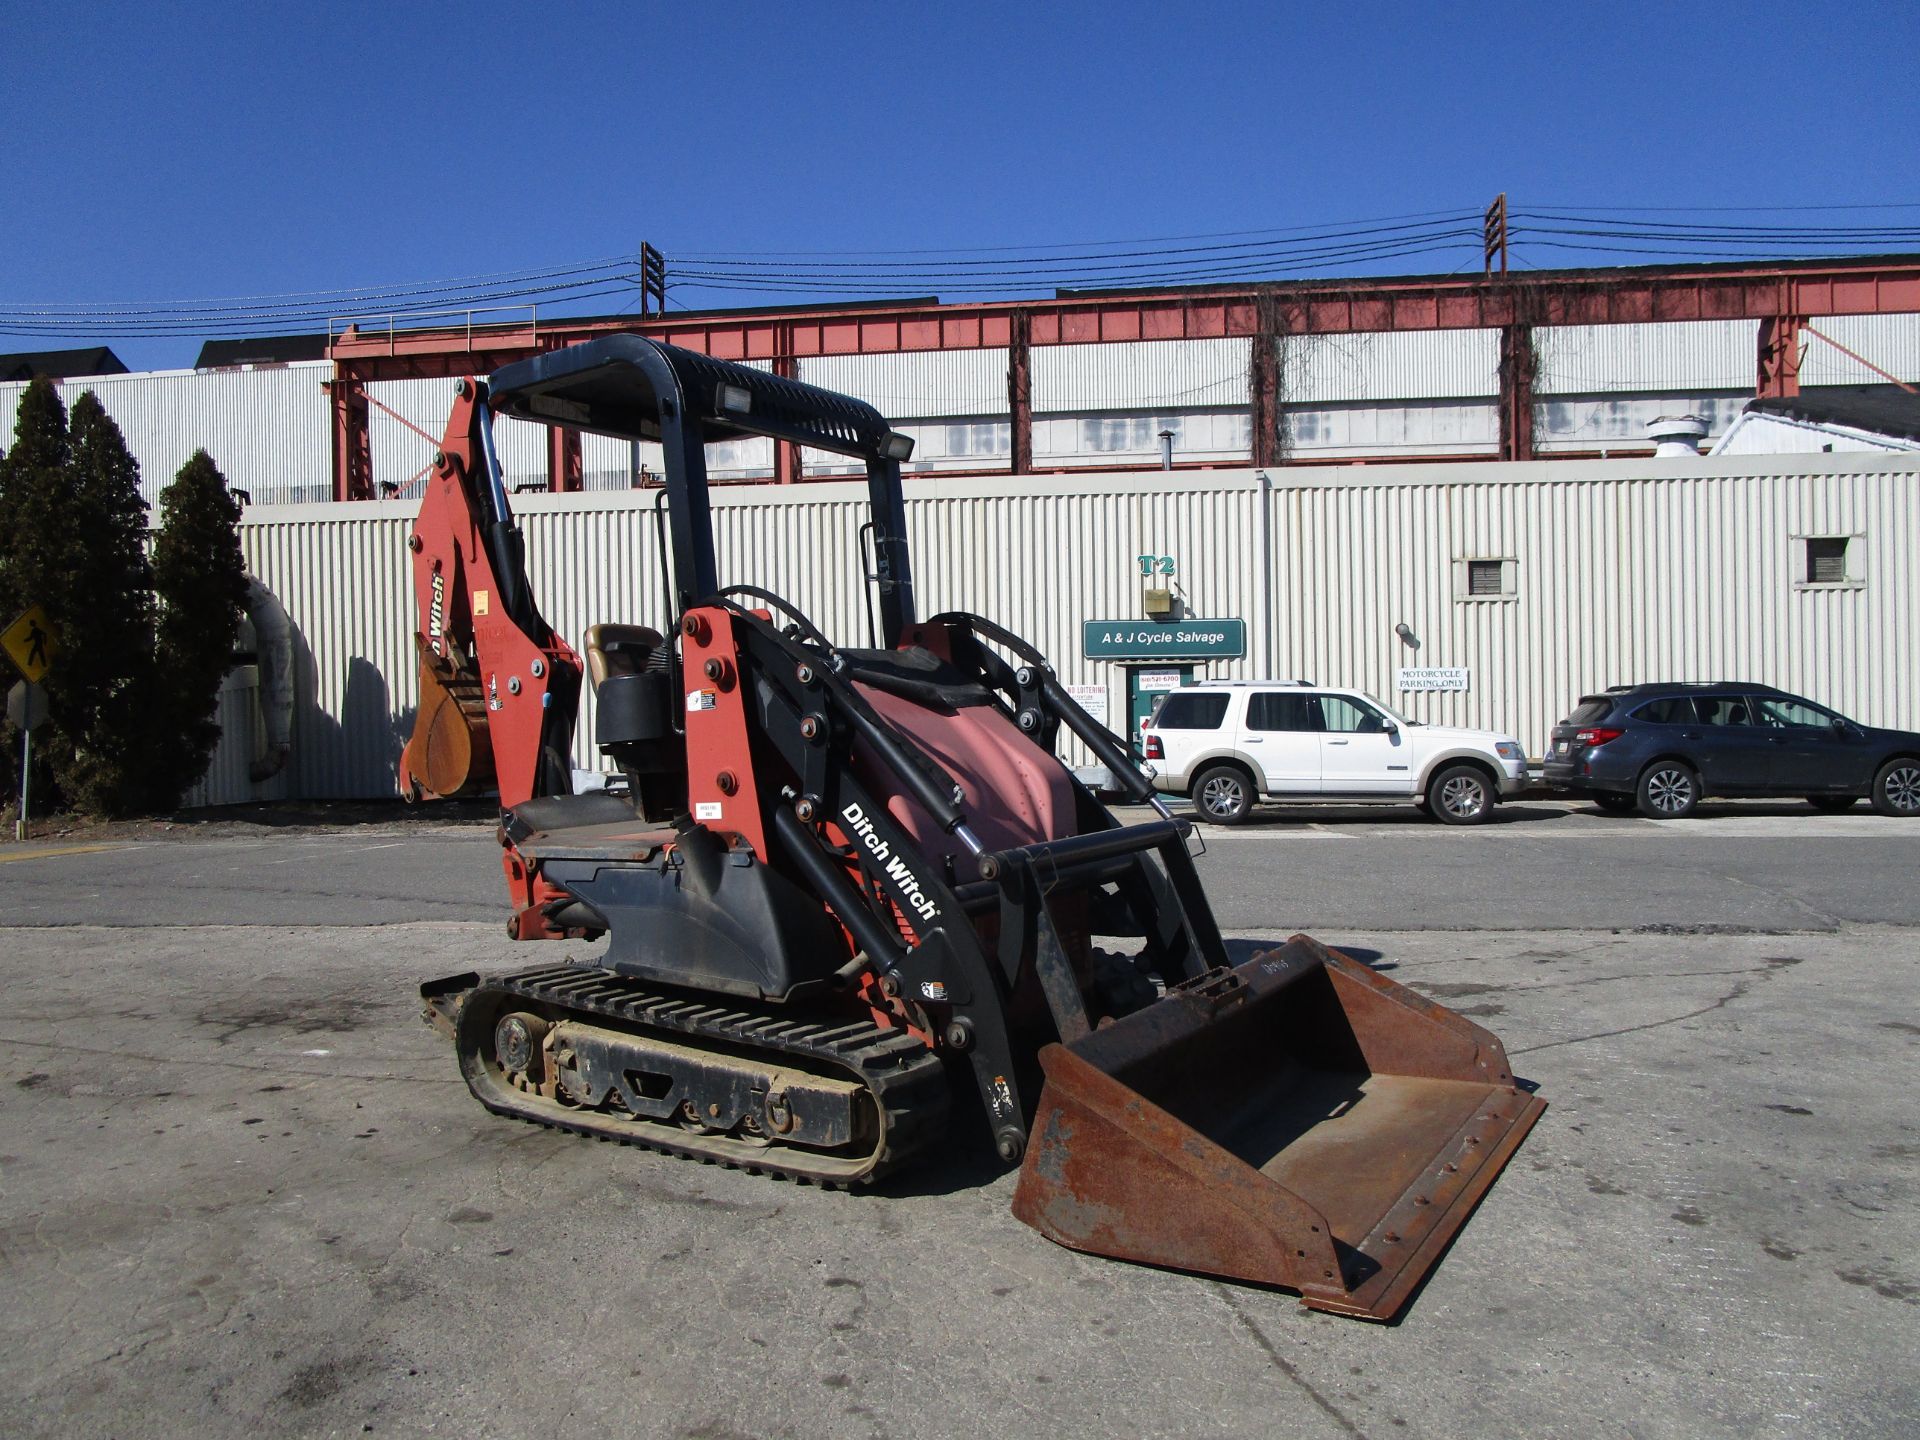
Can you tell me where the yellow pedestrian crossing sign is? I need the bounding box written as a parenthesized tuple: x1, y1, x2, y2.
(1, 605, 59, 684)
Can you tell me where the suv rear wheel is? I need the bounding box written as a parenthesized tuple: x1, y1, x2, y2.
(1192, 764, 1255, 825)
(1637, 761, 1698, 818)
(1870, 758, 1920, 817)
(1427, 765, 1495, 825)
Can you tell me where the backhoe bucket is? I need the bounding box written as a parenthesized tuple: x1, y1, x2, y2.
(399, 642, 495, 801)
(1011, 935, 1544, 1320)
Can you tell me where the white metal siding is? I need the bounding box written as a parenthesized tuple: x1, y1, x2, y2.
(201, 453, 1920, 801)
(1282, 330, 1500, 403)
(800, 350, 1009, 419)
(1034, 339, 1250, 412)
(0, 363, 333, 507)
(235, 503, 421, 798)
(1713, 411, 1919, 457)
(1798, 314, 1920, 386)
(1536, 321, 1759, 394)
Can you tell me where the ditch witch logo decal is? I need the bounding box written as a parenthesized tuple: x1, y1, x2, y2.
(840, 802, 941, 922)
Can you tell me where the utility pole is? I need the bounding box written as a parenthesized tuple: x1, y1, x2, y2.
(639, 243, 667, 317)
(1483, 194, 1510, 278)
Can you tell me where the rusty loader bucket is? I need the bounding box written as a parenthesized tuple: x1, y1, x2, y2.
(1011, 934, 1545, 1320)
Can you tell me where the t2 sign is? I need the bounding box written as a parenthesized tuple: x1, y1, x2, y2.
(1136, 555, 1176, 578)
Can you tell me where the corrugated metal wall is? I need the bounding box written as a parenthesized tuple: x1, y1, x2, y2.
(1283, 330, 1500, 403)
(1035, 339, 1250, 411)
(0, 363, 333, 506)
(1536, 321, 1759, 394)
(800, 350, 1009, 419)
(1798, 314, 1920, 386)
(202, 453, 1920, 803)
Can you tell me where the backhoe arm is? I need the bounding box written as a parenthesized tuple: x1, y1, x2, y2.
(398, 379, 583, 809)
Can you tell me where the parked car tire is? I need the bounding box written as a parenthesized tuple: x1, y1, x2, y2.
(1636, 761, 1698, 818)
(1192, 764, 1255, 825)
(1427, 764, 1495, 825)
(1870, 758, 1920, 817)
(1806, 794, 1859, 813)
(1592, 792, 1637, 814)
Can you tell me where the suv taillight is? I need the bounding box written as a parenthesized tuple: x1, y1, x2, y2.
(1143, 734, 1164, 760)
(1575, 727, 1624, 748)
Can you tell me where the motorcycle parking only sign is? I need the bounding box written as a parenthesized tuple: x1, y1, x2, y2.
(1396, 667, 1470, 693)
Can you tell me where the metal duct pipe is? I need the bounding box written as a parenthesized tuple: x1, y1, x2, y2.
(1646, 414, 1707, 457)
(244, 577, 294, 782)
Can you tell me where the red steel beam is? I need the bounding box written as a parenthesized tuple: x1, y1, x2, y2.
(330, 257, 1920, 381)
(323, 258, 1920, 496)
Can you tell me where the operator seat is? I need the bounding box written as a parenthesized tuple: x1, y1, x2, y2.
(586, 623, 665, 685)
(586, 622, 686, 820)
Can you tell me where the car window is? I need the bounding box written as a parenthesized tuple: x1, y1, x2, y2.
(1565, 698, 1613, 725)
(1247, 692, 1319, 732)
(1696, 696, 1755, 727)
(1632, 697, 1698, 725)
(1320, 695, 1390, 733)
(1151, 693, 1230, 730)
(1754, 696, 1835, 728)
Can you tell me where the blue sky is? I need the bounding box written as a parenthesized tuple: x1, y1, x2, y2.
(5, 0, 1919, 371)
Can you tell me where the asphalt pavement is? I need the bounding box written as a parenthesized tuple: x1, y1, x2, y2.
(4, 799, 1916, 932)
(0, 803, 1916, 1439)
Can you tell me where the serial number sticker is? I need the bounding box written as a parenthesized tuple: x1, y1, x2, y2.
(686, 689, 718, 713)
(694, 801, 724, 821)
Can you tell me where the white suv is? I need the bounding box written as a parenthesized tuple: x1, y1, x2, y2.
(1141, 681, 1529, 825)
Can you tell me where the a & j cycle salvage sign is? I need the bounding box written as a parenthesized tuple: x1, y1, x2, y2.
(1082, 619, 1246, 660)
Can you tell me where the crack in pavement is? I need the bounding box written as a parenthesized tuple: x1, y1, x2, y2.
(1509, 963, 1789, 1057)
(1707, 868, 1845, 931)
(1213, 1284, 1370, 1439)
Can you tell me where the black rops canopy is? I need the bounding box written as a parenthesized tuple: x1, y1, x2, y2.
(485, 334, 918, 641)
(486, 334, 906, 460)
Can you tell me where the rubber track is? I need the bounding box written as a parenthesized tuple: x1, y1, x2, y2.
(455, 964, 950, 1187)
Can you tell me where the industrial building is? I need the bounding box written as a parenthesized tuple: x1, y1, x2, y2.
(3, 253, 1918, 808)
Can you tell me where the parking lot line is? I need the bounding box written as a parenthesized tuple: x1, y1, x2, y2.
(0, 842, 129, 864)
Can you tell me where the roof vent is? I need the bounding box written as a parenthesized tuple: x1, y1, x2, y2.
(1646, 413, 1707, 457)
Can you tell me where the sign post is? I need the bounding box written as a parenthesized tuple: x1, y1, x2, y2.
(3, 606, 60, 842)
(6, 681, 49, 842)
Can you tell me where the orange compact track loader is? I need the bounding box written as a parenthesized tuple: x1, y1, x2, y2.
(406, 336, 1544, 1320)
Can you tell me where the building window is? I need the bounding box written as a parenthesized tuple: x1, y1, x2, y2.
(1804, 536, 1851, 585)
(1080, 416, 1184, 453)
(946, 421, 1009, 458)
(1456, 556, 1517, 601)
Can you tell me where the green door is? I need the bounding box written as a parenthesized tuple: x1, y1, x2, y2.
(1127, 664, 1195, 745)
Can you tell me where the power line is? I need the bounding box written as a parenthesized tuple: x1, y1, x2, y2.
(9, 201, 1920, 348)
